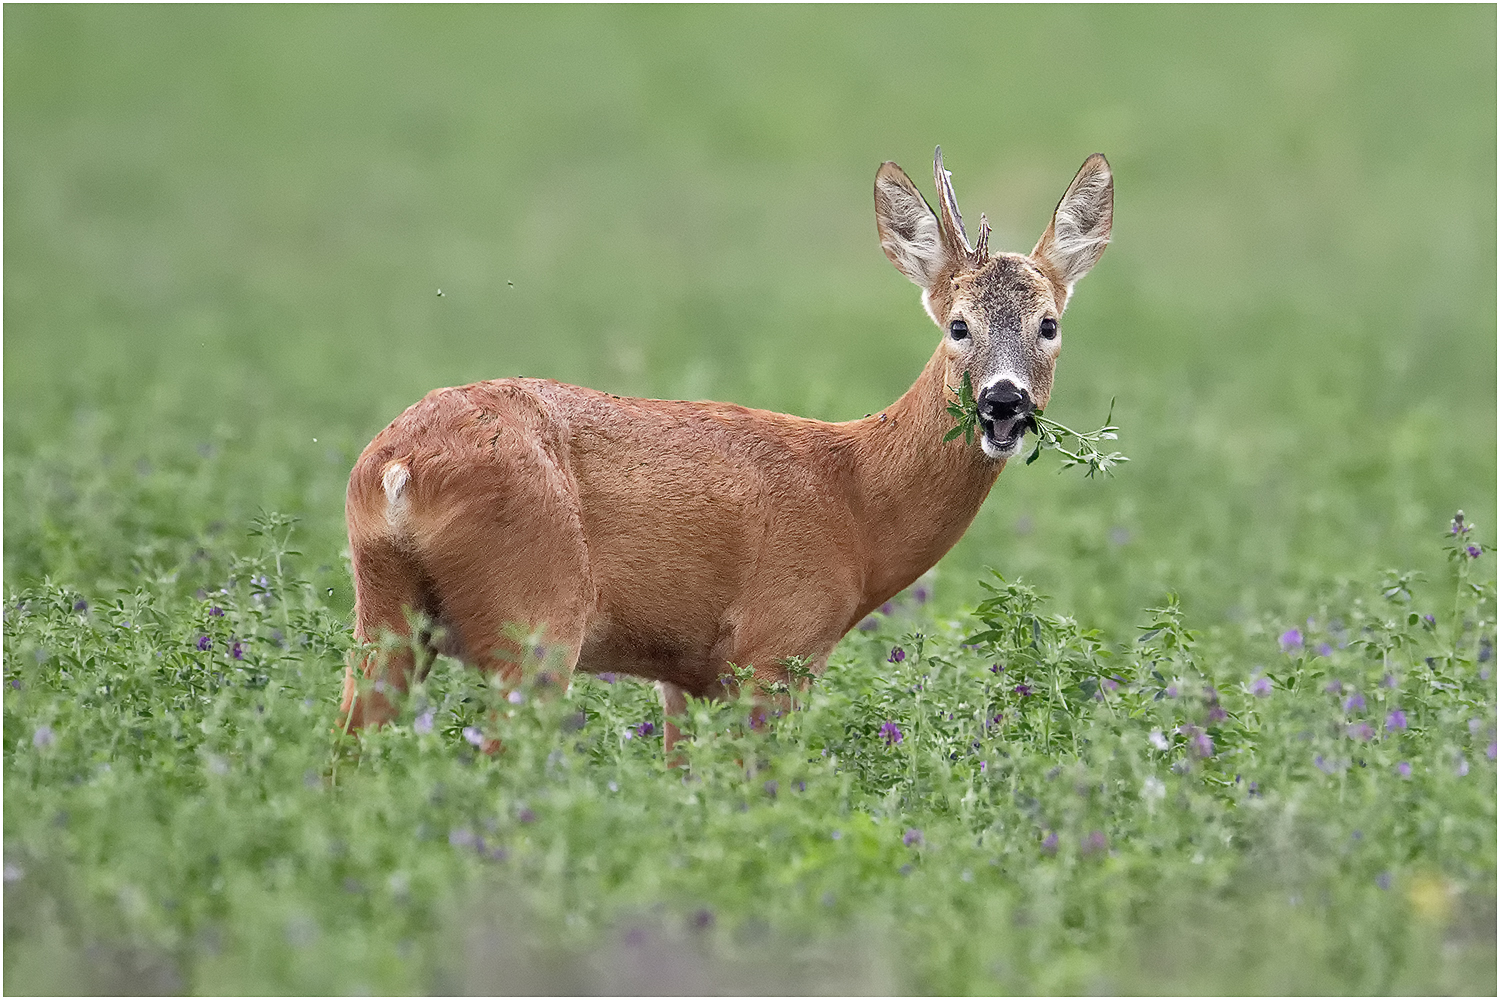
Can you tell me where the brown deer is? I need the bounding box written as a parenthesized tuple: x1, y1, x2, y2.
(341, 148, 1112, 750)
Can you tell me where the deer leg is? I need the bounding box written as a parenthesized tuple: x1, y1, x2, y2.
(342, 539, 430, 731)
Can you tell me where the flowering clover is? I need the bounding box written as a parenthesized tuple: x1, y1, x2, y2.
(879, 720, 903, 746)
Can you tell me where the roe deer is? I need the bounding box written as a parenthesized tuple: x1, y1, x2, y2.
(342, 147, 1112, 750)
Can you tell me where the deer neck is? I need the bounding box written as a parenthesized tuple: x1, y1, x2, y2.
(845, 343, 1004, 608)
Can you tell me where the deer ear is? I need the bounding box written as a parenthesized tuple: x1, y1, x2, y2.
(874, 161, 952, 290)
(1032, 153, 1112, 308)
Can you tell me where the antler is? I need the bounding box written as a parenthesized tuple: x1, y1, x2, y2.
(934, 147, 991, 265)
(932, 146, 970, 255)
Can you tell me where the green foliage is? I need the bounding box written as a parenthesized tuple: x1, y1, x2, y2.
(3, 519, 1494, 993)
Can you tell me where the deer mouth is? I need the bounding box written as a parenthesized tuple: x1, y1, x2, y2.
(979, 413, 1035, 460)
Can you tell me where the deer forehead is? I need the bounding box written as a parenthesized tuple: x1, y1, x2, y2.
(950, 254, 1056, 327)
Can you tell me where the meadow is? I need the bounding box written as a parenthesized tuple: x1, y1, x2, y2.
(4, 7, 1496, 993)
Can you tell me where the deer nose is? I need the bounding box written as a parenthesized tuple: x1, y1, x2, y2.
(977, 381, 1034, 422)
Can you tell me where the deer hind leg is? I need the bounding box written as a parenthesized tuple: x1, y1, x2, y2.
(416, 464, 593, 693)
(342, 538, 433, 730)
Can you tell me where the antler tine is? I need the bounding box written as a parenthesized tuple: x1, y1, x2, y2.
(971, 213, 991, 262)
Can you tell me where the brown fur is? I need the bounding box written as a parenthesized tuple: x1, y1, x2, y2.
(341, 149, 1112, 751)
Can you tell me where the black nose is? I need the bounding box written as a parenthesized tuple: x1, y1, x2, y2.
(977, 381, 1035, 422)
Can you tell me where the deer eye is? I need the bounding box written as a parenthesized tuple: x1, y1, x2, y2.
(1039, 317, 1058, 340)
(949, 319, 969, 341)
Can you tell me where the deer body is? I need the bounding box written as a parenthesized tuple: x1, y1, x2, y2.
(342, 148, 1112, 741)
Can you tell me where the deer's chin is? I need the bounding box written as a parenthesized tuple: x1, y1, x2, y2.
(979, 415, 1030, 460)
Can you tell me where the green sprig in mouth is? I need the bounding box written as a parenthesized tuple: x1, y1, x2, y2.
(945, 371, 1129, 478)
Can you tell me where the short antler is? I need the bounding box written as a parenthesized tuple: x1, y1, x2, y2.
(932, 146, 971, 256)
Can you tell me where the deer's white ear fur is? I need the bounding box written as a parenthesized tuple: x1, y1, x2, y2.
(874, 161, 951, 291)
(1032, 153, 1113, 309)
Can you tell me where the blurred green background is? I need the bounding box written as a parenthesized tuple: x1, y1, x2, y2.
(5, 6, 1495, 635)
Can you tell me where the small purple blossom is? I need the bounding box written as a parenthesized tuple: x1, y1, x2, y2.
(209, 606, 224, 617)
(1343, 692, 1366, 713)
(414, 709, 434, 734)
(507, 690, 525, 705)
(979, 760, 987, 773)
(1487, 741, 1497, 762)
(1013, 684, 1032, 698)
(989, 663, 1004, 674)
(1422, 614, 1436, 627)
(1314, 754, 1339, 775)
(1380, 674, 1397, 689)
(1316, 643, 1334, 657)
(449, 827, 477, 849)
(1189, 729, 1214, 759)
(903, 828, 924, 847)
(879, 602, 894, 616)
(1480, 637, 1493, 663)
(517, 807, 537, 824)
(1451, 511, 1468, 535)
(1279, 629, 1303, 653)
(32, 725, 54, 749)
(1376, 871, 1392, 891)
(1082, 831, 1108, 856)
(1385, 709, 1408, 732)
(73, 599, 88, 613)
(1465, 545, 1482, 559)
(462, 726, 484, 747)
(912, 585, 931, 605)
(1249, 676, 1272, 697)
(879, 720, 903, 746)
(1207, 704, 1227, 724)
(763, 780, 778, 798)
(1395, 761, 1411, 779)
(196, 635, 211, 651)
(1346, 722, 1374, 742)
(1040, 831, 1058, 856)
(597, 672, 617, 684)
(230, 640, 244, 660)
(1165, 684, 1179, 699)
(856, 617, 879, 632)
(1324, 680, 1344, 695)
(1456, 757, 1470, 777)
(887, 646, 906, 664)
(634, 720, 656, 739)
(8, 679, 20, 690)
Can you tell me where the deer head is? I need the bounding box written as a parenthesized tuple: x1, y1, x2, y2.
(874, 147, 1112, 459)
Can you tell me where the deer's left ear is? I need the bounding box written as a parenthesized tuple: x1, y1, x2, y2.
(1032, 153, 1112, 309)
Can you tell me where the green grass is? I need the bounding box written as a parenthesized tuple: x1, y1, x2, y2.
(4, 6, 1496, 993)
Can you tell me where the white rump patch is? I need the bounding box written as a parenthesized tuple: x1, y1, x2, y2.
(382, 462, 409, 507)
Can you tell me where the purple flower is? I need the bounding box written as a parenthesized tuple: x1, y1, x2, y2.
(989, 663, 1004, 674)
(32, 725, 54, 749)
(414, 709, 435, 735)
(1423, 614, 1436, 627)
(597, 672, 617, 684)
(1165, 684, 1178, 699)
(1456, 757, 1469, 777)
(1465, 545, 1482, 559)
(1324, 679, 1344, 695)
(448, 827, 477, 849)
(1013, 684, 1032, 698)
(462, 726, 484, 747)
(1395, 761, 1411, 779)
(1487, 741, 1497, 762)
(1343, 692, 1366, 713)
(856, 617, 879, 632)
(879, 721, 903, 746)
(1040, 831, 1058, 856)
(1380, 674, 1397, 689)
(979, 760, 987, 773)
(1317, 643, 1334, 657)
(1314, 754, 1339, 775)
(1385, 709, 1407, 732)
(73, 599, 88, 613)
(517, 807, 537, 824)
(1451, 511, 1468, 535)
(8, 679, 21, 690)
(209, 606, 224, 617)
(1279, 629, 1303, 653)
(763, 780, 778, 798)
(196, 635, 211, 651)
(1189, 729, 1214, 759)
(879, 602, 894, 616)
(888, 647, 906, 664)
(634, 720, 656, 739)
(507, 690, 525, 705)
(903, 828, 924, 847)
(912, 585, 931, 605)
(1376, 871, 1392, 891)
(1346, 722, 1374, 742)
(1249, 676, 1272, 697)
(1082, 831, 1108, 856)
(1480, 637, 1493, 663)
(1207, 704, 1227, 724)
(230, 640, 244, 660)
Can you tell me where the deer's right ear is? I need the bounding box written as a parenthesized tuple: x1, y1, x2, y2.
(874, 162, 950, 290)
